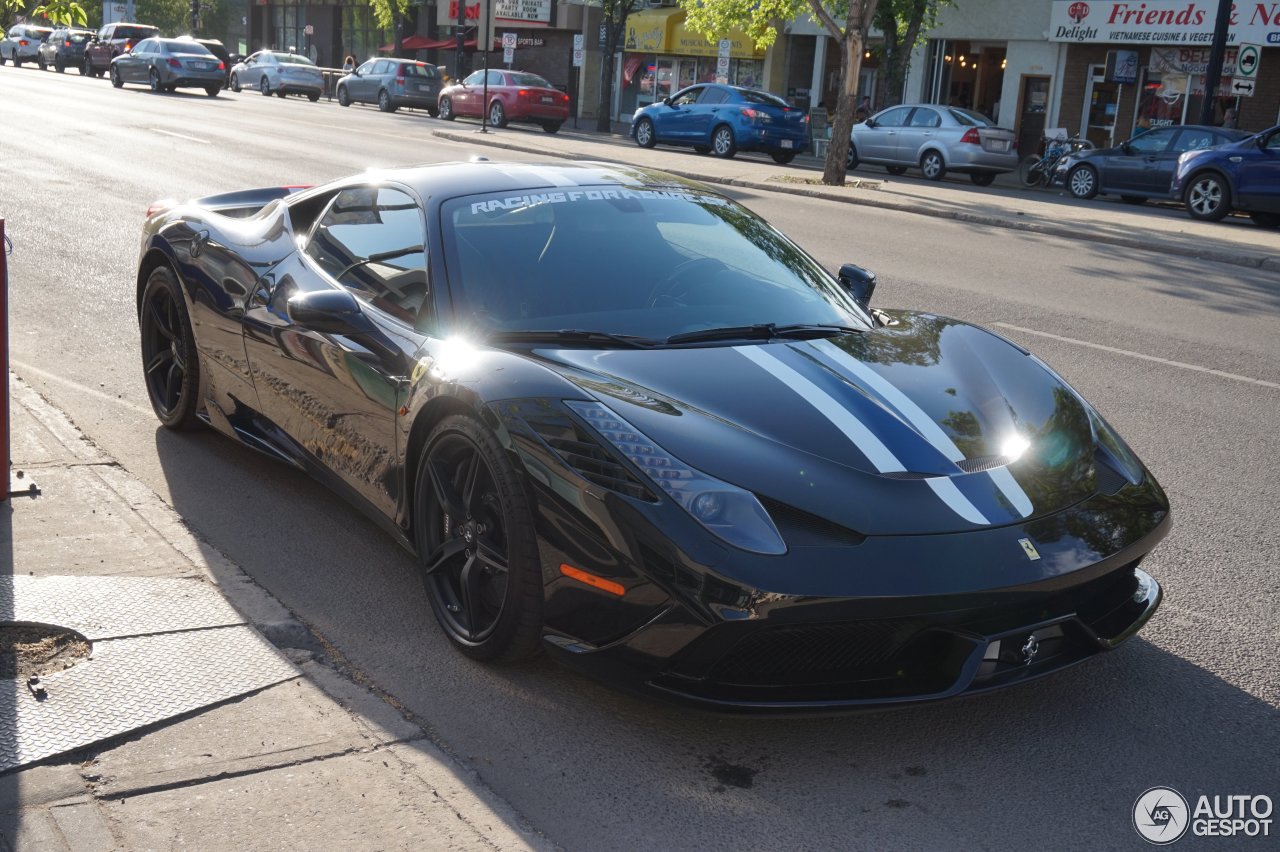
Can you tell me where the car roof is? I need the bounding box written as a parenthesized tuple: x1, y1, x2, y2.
(337, 161, 710, 201)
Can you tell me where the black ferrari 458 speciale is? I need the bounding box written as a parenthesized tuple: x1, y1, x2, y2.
(136, 161, 1169, 711)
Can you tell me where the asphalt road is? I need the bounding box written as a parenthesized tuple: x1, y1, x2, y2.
(2, 67, 1277, 851)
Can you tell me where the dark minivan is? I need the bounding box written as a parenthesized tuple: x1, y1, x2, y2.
(83, 22, 159, 77)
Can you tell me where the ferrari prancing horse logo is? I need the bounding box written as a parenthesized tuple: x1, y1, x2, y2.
(1018, 538, 1041, 560)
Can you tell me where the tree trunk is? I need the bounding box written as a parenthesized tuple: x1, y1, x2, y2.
(595, 17, 626, 133)
(822, 33, 864, 186)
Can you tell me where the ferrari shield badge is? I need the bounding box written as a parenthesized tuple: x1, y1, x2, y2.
(1018, 538, 1041, 560)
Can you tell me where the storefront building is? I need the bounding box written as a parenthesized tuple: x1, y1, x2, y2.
(780, 15, 880, 115)
(616, 6, 767, 121)
(904, 0, 1279, 157)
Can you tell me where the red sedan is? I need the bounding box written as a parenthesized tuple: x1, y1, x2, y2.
(437, 69, 569, 133)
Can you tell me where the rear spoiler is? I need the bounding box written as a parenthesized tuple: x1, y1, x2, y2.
(146, 185, 311, 219)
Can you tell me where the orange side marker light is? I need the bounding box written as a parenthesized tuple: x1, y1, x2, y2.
(559, 564, 625, 597)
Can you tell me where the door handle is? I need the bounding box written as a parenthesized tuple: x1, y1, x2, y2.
(1229, 156, 1243, 163)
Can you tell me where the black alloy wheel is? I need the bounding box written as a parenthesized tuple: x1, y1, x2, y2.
(438, 96, 454, 120)
(415, 416, 542, 661)
(139, 266, 202, 430)
(634, 117, 656, 148)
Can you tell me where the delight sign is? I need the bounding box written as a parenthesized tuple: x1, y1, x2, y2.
(1049, 1, 1280, 44)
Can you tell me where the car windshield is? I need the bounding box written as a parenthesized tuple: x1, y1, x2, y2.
(443, 187, 872, 341)
(116, 26, 157, 41)
(508, 72, 551, 87)
(29, 27, 53, 37)
(948, 108, 994, 126)
(402, 62, 436, 78)
(69, 33, 92, 42)
(160, 39, 213, 55)
(278, 54, 315, 65)
(737, 89, 789, 108)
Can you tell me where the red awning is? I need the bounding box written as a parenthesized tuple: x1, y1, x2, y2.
(378, 36, 500, 52)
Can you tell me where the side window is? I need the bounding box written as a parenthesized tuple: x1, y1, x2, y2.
(369, 59, 387, 74)
(876, 107, 912, 127)
(672, 87, 702, 107)
(698, 87, 729, 105)
(1128, 129, 1173, 154)
(1171, 130, 1214, 154)
(304, 186, 428, 324)
(909, 108, 941, 128)
(463, 70, 484, 85)
(487, 70, 503, 85)
(355, 60, 375, 75)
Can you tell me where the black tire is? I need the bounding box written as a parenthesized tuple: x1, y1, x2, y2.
(771, 151, 797, 165)
(80, 58, 90, 75)
(846, 143, 860, 170)
(230, 72, 240, 92)
(439, 96, 454, 120)
(1120, 195, 1147, 205)
(0, 54, 6, 66)
(634, 117, 657, 148)
(337, 85, 350, 106)
(378, 89, 396, 113)
(1018, 155, 1046, 188)
(693, 145, 710, 155)
(920, 150, 946, 181)
(139, 265, 203, 430)
(1249, 212, 1280, 228)
(414, 415, 543, 662)
(13, 57, 22, 68)
(260, 76, 271, 96)
(110, 64, 123, 88)
(541, 121, 561, 134)
(970, 172, 996, 187)
(1185, 172, 1231, 221)
(37, 57, 47, 71)
(886, 165, 908, 176)
(149, 68, 163, 93)
(711, 124, 737, 159)
(307, 91, 319, 102)
(488, 99, 507, 127)
(205, 85, 219, 97)
(275, 88, 286, 99)
(55, 59, 65, 73)
(1067, 165, 1099, 199)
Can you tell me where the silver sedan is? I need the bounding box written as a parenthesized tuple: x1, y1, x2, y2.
(848, 104, 1018, 186)
(229, 50, 323, 101)
(109, 37, 225, 96)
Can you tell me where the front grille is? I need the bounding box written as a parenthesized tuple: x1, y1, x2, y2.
(526, 413, 656, 501)
(1093, 451, 1128, 495)
(709, 620, 925, 686)
(956, 454, 1013, 473)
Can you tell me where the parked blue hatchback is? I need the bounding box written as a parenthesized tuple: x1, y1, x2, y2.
(631, 84, 809, 163)
(1171, 124, 1280, 227)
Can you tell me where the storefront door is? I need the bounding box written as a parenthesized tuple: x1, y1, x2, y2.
(1083, 65, 1120, 149)
(1017, 75, 1050, 156)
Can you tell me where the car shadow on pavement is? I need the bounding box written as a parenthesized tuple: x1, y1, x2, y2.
(151, 419, 1277, 850)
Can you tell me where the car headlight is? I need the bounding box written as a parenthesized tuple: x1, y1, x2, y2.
(566, 400, 787, 555)
(1088, 409, 1144, 486)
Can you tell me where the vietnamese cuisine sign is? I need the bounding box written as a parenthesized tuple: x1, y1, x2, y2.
(1049, 1, 1280, 44)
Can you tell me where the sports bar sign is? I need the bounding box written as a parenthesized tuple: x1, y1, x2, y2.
(1049, 1, 1280, 44)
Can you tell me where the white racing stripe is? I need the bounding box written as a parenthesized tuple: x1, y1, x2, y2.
(488, 163, 577, 187)
(736, 345, 990, 525)
(811, 339, 1033, 518)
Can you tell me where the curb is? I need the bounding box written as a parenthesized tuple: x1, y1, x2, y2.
(431, 128, 1280, 273)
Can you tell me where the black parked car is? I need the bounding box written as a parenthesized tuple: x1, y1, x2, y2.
(1058, 124, 1249, 203)
(176, 35, 232, 87)
(135, 162, 1169, 712)
(37, 26, 94, 73)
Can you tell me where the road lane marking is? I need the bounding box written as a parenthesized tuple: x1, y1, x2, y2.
(151, 129, 210, 144)
(10, 361, 154, 416)
(994, 322, 1279, 390)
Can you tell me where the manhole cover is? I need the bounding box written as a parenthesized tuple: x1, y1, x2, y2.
(0, 623, 91, 681)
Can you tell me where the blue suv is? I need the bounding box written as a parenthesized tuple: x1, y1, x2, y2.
(1171, 124, 1280, 228)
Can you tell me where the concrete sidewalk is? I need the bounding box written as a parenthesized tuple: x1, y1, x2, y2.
(432, 122, 1280, 273)
(1, 375, 550, 851)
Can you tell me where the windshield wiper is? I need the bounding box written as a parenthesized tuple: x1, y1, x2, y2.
(485, 329, 657, 349)
(665, 323, 863, 345)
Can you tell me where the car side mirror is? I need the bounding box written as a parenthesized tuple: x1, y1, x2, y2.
(864, 117, 876, 128)
(663, 96, 673, 106)
(1120, 140, 1132, 154)
(287, 289, 377, 336)
(837, 263, 877, 308)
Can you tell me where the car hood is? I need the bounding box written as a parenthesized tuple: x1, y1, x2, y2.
(531, 312, 1102, 537)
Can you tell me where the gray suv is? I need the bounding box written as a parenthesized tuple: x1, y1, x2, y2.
(337, 58, 442, 115)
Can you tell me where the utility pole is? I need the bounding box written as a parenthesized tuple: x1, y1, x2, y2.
(455, 0, 466, 82)
(190, 0, 199, 33)
(1199, 0, 1232, 124)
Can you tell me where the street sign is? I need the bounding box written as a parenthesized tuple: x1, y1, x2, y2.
(573, 33, 583, 51)
(598, 23, 608, 49)
(1236, 43, 1260, 79)
(1230, 77, 1256, 97)
(718, 38, 731, 58)
(503, 46, 514, 64)
(572, 48, 584, 67)
(502, 31, 516, 49)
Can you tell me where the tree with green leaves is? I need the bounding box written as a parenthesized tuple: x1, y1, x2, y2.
(681, 0, 880, 186)
(32, 0, 86, 26)
(369, 0, 412, 57)
(596, 0, 646, 132)
(873, 0, 949, 110)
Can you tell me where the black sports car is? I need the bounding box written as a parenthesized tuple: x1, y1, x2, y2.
(136, 162, 1169, 712)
